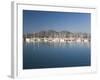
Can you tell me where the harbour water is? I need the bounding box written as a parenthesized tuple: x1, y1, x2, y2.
(23, 41, 91, 69)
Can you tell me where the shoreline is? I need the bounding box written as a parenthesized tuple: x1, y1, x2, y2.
(24, 37, 90, 43)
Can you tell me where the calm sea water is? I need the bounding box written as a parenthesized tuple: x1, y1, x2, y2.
(23, 42, 91, 69)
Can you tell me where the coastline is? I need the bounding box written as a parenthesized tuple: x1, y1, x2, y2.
(25, 37, 90, 43)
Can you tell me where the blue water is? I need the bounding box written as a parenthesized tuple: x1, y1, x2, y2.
(23, 42, 91, 69)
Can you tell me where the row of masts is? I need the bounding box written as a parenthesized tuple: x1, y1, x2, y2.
(23, 30, 90, 43)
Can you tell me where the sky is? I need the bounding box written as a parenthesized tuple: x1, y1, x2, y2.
(23, 10, 91, 34)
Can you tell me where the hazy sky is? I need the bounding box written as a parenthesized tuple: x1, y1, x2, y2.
(23, 10, 91, 34)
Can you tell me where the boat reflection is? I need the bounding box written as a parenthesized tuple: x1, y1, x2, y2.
(24, 40, 90, 49)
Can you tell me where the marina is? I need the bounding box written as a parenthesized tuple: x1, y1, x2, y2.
(23, 10, 91, 69)
(25, 37, 90, 43)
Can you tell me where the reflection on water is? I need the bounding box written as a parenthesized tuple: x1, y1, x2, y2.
(24, 41, 90, 48)
(23, 41, 91, 69)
